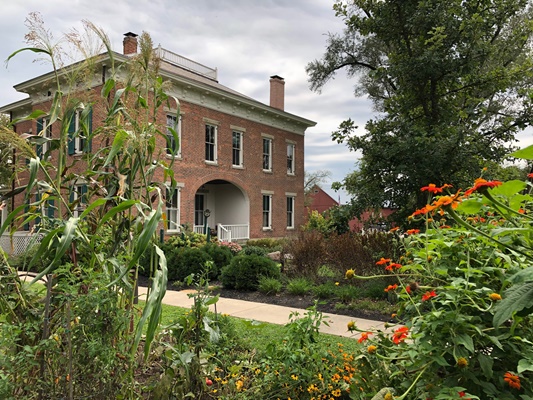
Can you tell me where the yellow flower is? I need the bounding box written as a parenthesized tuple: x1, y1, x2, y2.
(489, 293, 502, 301)
(291, 374, 298, 380)
(345, 269, 355, 279)
(332, 388, 341, 397)
(335, 282, 340, 286)
(367, 345, 377, 354)
(347, 321, 356, 332)
(236, 380, 244, 391)
(456, 357, 468, 368)
(384, 393, 394, 400)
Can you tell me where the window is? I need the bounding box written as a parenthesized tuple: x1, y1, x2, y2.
(0, 201, 7, 228)
(262, 194, 272, 229)
(194, 194, 205, 226)
(205, 124, 217, 163)
(287, 143, 295, 175)
(37, 117, 53, 158)
(166, 187, 180, 232)
(286, 196, 295, 228)
(68, 108, 92, 155)
(71, 184, 87, 218)
(262, 138, 272, 171)
(232, 131, 243, 167)
(166, 114, 181, 157)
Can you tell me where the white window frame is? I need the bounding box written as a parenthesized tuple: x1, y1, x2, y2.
(232, 130, 244, 168)
(287, 143, 295, 175)
(41, 117, 53, 157)
(0, 201, 7, 228)
(166, 187, 181, 233)
(205, 124, 218, 164)
(286, 195, 295, 229)
(72, 183, 87, 218)
(262, 193, 272, 230)
(74, 110, 85, 155)
(166, 113, 182, 158)
(262, 137, 272, 172)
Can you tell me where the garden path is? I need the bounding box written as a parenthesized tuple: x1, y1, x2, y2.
(137, 286, 388, 339)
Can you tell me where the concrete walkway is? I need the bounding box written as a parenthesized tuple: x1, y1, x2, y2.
(137, 286, 388, 339)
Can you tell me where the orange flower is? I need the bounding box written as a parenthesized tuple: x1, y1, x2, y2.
(392, 326, 409, 344)
(389, 226, 399, 232)
(367, 345, 377, 354)
(358, 332, 372, 343)
(384, 284, 398, 292)
(405, 285, 412, 294)
(504, 372, 521, 390)
(385, 263, 402, 271)
(433, 190, 462, 209)
(528, 173, 533, 178)
(376, 257, 391, 265)
(464, 178, 502, 196)
(406, 229, 420, 235)
(421, 290, 437, 301)
(489, 293, 502, 301)
(420, 184, 442, 194)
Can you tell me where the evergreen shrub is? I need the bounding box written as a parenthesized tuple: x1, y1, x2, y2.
(220, 254, 280, 290)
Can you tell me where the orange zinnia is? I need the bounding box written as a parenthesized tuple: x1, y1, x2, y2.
(384, 284, 398, 292)
(385, 263, 402, 271)
(504, 372, 521, 390)
(406, 229, 420, 235)
(392, 326, 409, 344)
(464, 178, 502, 196)
(376, 257, 391, 265)
(421, 290, 437, 301)
(358, 332, 372, 343)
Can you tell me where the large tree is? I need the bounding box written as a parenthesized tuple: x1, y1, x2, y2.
(307, 0, 533, 224)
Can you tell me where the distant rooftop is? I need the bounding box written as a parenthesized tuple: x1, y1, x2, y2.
(155, 46, 218, 81)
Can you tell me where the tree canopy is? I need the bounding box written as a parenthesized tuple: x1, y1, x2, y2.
(307, 0, 533, 225)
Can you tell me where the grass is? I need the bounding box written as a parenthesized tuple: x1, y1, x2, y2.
(139, 300, 360, 355)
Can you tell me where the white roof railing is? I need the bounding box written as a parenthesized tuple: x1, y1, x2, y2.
(155, 45, 218, 80)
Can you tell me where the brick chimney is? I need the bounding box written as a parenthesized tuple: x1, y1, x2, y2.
(269, 75, 285, 111)
(123, 32, 138, 55)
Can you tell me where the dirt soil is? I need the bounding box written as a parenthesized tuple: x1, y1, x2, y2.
(138, 276, 390, 322)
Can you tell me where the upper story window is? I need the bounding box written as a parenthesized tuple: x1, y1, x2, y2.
(68, 108, 92, 155)
(37, 117, 53, 159)
(205, 124, 217, 163)
(262, 137, 272, 172)
(166, 187, 181, 232)
(166, 114, 181, 157)
(232, 130, 243, 167)
(287, 143, 295, 175)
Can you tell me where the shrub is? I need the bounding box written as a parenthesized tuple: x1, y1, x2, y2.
(220, 254, 280, 290)
(202, 242, 232, 276)
(245, 238, 285, 252)
(241, 245, 268, 257)
(286, 277, 314, 295)
(336, 284, 360, 303)
(257, 276, 283, 295)
(283, 230, 327, 278)
(217, 241, 242, 255)
(167, 247, 213, 282)
(312, 281, 336, 299)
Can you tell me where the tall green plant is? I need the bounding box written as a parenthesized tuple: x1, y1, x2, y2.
(0, 16, 175, 398)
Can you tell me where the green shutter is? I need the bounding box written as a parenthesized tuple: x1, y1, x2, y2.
(36, 118, 43, 159)
(23, 205, 30, 231)
(68, 113, 76, 155)
(47, 199, 55, 218)
(87, 108, 93, 152)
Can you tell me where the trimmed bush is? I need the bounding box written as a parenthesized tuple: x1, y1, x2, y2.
(220, 254, 280, 290)
(241, 245, 268, 257)
(202, 243, 232, 276)
(167, 247, 213, 282)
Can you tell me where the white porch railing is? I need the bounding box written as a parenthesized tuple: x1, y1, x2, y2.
(218, 224, 249, 242)
(1, 232, 42, 256)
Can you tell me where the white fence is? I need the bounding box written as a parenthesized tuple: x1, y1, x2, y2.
(1, 232, 42, 256)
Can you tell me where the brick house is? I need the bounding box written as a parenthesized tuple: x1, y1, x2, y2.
(0, 32, 316, 248)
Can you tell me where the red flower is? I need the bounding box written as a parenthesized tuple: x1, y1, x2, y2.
(464, 178, 502, 196)
(528, 173, 533, 178)
(406, 229, 420, 235)
(504, 372, 521, 390)
(392, 326, 409, 344)
(421, 290, 437, 301)
(421, 184, 442, 194)
(384, 284, 398, 292)
(458, 392, 471, 399)
(358, 332, 372, 343)
(376, 257, 391, 265)
(405, 286, 412, 294)
(385, 263, 402, 271)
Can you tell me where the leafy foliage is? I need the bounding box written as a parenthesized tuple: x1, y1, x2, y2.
(220, 254, 280, 290)
(307, 0, 533, 225)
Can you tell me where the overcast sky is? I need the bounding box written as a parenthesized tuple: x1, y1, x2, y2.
(1, 1, 532, 204)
